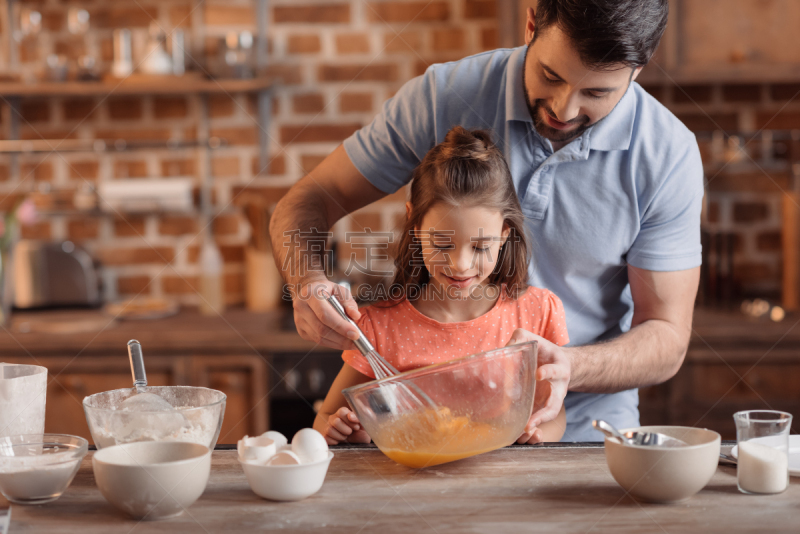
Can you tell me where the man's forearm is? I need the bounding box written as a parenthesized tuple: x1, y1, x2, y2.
(567, 318, 689, 393)
(269, 181, 331, 288)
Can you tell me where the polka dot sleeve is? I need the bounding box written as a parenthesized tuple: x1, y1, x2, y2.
(542, 291, 570, 347)
(341, 307, 377, 379)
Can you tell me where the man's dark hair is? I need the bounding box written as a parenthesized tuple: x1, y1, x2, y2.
(533, 0, 669, 69)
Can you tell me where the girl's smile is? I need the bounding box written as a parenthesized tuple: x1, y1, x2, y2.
(410, 202, 509, 321)
(443, 274, 477, 288)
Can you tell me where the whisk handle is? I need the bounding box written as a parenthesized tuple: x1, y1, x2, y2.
(325, 294, 375, 355)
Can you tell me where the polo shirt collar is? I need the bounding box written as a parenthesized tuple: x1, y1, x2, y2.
(505, 45, 637, 152)
(505, 46, 533, 124)
(585, 82, 636, 152)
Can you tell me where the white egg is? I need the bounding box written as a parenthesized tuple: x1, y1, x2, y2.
(265, 450, 301, 466)
(238, 435, 276, 463)
(291, 428, 329, 464)
(262, 430, 288, 450)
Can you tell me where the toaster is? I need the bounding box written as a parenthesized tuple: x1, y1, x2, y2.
(13, 240, 100, 308)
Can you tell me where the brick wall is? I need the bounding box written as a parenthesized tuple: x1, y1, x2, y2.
(638, 81, 800, 298)
(2, 0, 798, 306)
(0, 0, 499, 306)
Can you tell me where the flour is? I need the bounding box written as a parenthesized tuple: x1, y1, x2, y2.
(120, 391, 177, 412)
(108, 392, 186, 443)
(93, 404, 219, 448)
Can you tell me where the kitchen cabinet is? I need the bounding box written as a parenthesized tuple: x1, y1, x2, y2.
(641, 0, 800, 83)
(639, 308, 800, 439)
(268, 350, 344, 439)
(512, 0, 800, 84)
(193, 355, 267, 445)
(2, 352, 265, 445)
(0, 309, 332, 444)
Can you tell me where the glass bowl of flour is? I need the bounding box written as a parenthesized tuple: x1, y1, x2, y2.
(0, 433, 88, 504)
(83, 386, 226, 449)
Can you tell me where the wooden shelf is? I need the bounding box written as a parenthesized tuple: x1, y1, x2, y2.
(638, 63, 800, 86)
(0, 76, 273, 97)
(0, 138, 225, 153)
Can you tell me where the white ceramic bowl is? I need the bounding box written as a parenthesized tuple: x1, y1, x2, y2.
(240, 451, 333, 501)
(93, 441, 211, 519)
(0, 434, 88, 504)
(604, 425, 721, 503)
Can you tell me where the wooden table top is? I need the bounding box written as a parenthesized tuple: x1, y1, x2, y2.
(4, 444, 798, 533)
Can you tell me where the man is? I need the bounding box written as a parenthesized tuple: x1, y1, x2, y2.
(270, 0, 702, 442)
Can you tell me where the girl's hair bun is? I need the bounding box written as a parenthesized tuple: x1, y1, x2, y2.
(440, 126, 493, 162)
(384, 125, 531, 304)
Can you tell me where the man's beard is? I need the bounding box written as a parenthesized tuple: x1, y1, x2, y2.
(528, 99, 591, 144)
(520, 49, 599, 145)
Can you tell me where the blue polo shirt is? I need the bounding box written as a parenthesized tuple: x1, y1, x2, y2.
(342, 46, 704, 441)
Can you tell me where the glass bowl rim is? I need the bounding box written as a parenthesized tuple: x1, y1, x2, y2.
(82, 385, 227, 414)
(0, 433, 89, 462)
(342, 340, 538, 398)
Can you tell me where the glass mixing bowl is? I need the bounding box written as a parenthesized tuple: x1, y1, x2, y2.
(83, 386, 226, 449)
(0, 434, 88, 504)
(343, 341, 537, 468)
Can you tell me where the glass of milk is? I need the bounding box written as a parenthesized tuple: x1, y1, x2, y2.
(734, 410, 792, 494)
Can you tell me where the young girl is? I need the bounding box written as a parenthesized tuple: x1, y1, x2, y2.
(313, 126, 569, 445)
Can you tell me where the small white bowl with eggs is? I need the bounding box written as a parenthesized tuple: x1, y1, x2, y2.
(238, 428, 333, 501)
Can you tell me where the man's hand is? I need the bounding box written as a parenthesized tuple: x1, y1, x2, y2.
(293, 278, 362, 350)
(506, 329, 571, 444)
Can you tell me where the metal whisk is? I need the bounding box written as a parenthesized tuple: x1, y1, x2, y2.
(325, 293, 438, 414)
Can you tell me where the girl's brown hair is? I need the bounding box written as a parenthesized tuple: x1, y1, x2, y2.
(383, 126, 530, 303)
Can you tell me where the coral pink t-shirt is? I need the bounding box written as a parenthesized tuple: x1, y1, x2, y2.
(342, 286, 569, 378)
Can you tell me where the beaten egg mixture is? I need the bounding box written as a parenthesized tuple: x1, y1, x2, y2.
(372, 407, 515, 468)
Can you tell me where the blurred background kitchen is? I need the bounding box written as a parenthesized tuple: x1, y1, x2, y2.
(0, 0, 797, 443)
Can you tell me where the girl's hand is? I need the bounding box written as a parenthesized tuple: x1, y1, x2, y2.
(506, 329, 571, 444)
(322, 407, 371, 445)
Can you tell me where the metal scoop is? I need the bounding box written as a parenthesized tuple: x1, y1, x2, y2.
(592, 419, 689, 448)
(121, 340, 176, 412)
(109, 340, 186, 443)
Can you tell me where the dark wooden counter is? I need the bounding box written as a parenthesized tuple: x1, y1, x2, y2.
(3, 306, 794, 357)
(4, 445, 798, 533)
(690, 307, 800, 355)
(0, 308, 322, 356)
(643, 307, 800, 438)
